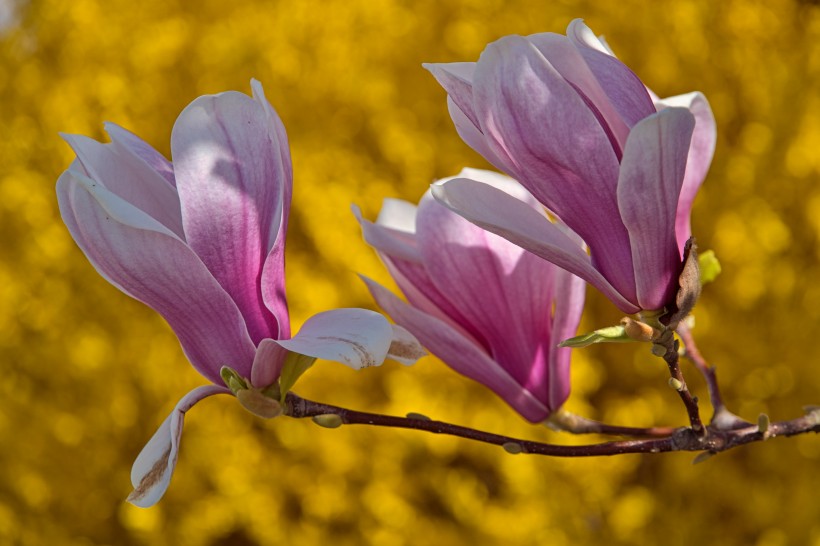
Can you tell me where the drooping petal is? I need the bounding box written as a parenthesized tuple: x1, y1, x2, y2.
(252, 79, 294, 340)
(61, 133, 184, 238)
(432, 177, 640, 313)
(547, 267, 586, 410)
(250, 338, 290, 389)
(128, 385, 230, 508)
(472, 35, 636, 295)
(172, 87, 285, 343)
(57, 170, 257, 383)
(655, 92, 716, 245)
(566, 19, 657, 128)
(617, 107, 695, 310)
(362, 277, 550, 422)
(274, 309, 395, 369)
(103, 122, 176, 187)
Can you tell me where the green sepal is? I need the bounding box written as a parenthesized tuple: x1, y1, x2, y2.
(698, 250, 721, 285)
(558, 325, 632, 348)
(278, 352, 317, 403)
(220, 366, 248, 394)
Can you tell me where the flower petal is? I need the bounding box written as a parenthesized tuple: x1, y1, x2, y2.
(61, 133, 184, 238)
(445, 96, 512, 172)
(548, 267, 586, 410)
(252, 79, 294, 340)
(617, 107, 696, 310)
(103, 122, 176, 187)
(128, 385, 230, 507)
(171, 86, 287, 343)
(250, 338, 290, 389)
(525, 31, 630, 153)
(422, 62, 480, 129)
(432, 176, 639, 313)
(387, 324, 427, 365)
(472, 35, 636, 295)
(57, 170, 257, 383)
(415, 190, 558, 398)
(362, 277, 550, 422)
(655, 92, 716, 246)
(566, 19, 656, 128)
(274, 309, 394, 369)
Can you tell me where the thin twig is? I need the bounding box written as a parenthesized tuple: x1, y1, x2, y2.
(676, 322, 751, 429)
(284, 393, 820, 458)
(654, 330, 704, 433)
(546, 410, 677, 438)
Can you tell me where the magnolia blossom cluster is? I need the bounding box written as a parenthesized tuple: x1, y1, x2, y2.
(57, 19, 715, 506)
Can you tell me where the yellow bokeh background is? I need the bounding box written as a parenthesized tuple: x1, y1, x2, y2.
(2, 0, 820, 544)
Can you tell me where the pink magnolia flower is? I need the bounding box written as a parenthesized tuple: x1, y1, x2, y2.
(57, 80, 423, 507)
(356, 169, 585, 422)
(425, 19, 716, 314)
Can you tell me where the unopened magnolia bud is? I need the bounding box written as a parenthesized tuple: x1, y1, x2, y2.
(236, 389, 283, 419)
(758, 413, 770, 436)
(668, 377, 684, 391)
(312, 414, 343, 428)
(692, 451, 715, 465)
(621, 317, 658, 342)
(651, 344, 667, 357)
(502, 442, 523, 454)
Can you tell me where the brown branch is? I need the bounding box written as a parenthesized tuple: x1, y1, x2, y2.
(283, 392, 820, 458)
(654, 329, 704, 433)
(676, 322, 751, 429)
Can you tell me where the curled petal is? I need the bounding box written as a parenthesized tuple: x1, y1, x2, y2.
(274, 309, 396, 369)
(57, 170, 257, 383)
(422, 62, 480, 128)
(128, 385, 230, 508)
(387, 324, 426, 365)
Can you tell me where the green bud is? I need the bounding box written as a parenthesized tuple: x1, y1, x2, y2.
(698, 250, 722, 285)
(559, 324, 631, 348)
(757, 413, 770, 435)
(236, 389, 283, 419)
(651, 344, 667, 357)
(312, 414, 343, 428)
(502, 442, 523, 454)
(668, 377, 684, 391)
(406, 412, 431, 421)
(220, 366, 248, 394)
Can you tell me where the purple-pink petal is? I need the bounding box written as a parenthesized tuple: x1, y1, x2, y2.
(616, 108, 695, 310)
(171, 90, 286, 343)
(472, 35, 637, 298)
(362, 277, 551, 422)
(431, 177, 639, 313)
(103, 122, 176, 187)
(250, 338, 290, 389)
(61, 133, 184, 238)
(57, 170, 257, 383)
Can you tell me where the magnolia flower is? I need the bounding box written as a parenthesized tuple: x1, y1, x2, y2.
(57, 80, 424, 507)
(356, 169, 585, 422)
(425, 19, 716, 314)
